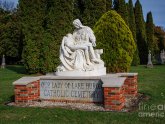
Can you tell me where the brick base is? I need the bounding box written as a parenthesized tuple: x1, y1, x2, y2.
(13, 74, 138, 111)
(14, 80, 40, 103)
(103, 75, 138, 111)
(124, 76, 138, 97)
(103, 87, 125, 111)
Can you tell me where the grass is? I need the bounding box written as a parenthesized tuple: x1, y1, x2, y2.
(0, 65, 165, 124)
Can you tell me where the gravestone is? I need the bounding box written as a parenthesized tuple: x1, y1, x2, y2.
(147, 50, 153, 68)
(1, 55, 6, 69)
(160, 50, 165, 64)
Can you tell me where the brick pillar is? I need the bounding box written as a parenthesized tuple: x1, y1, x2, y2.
(14, 80, 40, 104)
(103, 87, 125, 111)
(124, 76, 138, 97)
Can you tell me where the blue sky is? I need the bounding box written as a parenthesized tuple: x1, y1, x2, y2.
(2, 0, 18, 4)
(129, 0, 165, 28)
(2, 0, 165, 28)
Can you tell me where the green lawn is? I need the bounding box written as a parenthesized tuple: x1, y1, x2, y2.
(0, 65, 165, 124)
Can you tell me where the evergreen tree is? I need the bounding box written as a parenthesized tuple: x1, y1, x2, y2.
(0, 9, 6, 56)
(134, 0, 148, 64)
(128, 0, 140, 65)
(82, 0, 107, 27)
(113, 0, 129, 25)
(19, 0, 45, 73)
(5, 11, 22, 63)
(146, 11, 158, 54)
(0, 8, 22, 64)
(128, 0, 136, 40)
(154, 26, 165, 51)
(94, 10, 136, 72)
(106, 0, 112, 11)
(20, 0, 74, 73)
(73, 0, 84, 20)
(74, 0, 111, 26)
(42, 0, 74, 73)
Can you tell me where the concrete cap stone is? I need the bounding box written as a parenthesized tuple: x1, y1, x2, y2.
(40, 76, 102, 80)
(101, 77, 126, 87)
(41, 74, 119, 80)
(13, 73, 137, 86)
(117, 73, 138, 77)
(13, 76, 43, 85)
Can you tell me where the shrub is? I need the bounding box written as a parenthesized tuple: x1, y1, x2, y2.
(93, 10, 136, 72)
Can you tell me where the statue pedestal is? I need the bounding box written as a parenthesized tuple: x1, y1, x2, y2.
(55, 66, 106, 77)
(13, 73, 138, 111)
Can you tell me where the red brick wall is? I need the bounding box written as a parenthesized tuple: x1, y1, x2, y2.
(14, 80, 40, 104)
(103, 75, 138, 111)
(124, 76, 138, 97)
(103, 87, 125, 111)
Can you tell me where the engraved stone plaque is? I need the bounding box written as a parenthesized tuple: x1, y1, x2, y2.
(40, 79, 103, 103)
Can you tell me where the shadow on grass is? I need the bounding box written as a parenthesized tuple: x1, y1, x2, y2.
(4, 95, 15, 105)
(10, 95, 15, 102)
(6, 65, 27, 74)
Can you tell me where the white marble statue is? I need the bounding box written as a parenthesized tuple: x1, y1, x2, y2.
(56, 19, 106, 76)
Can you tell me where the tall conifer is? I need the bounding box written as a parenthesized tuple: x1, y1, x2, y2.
(82, 0, 107, 27)
(113, 0, 129, 25)
(73, 0, 84, 20)
(19, 0, 74, 73)
(0, 8, 22, 63)
(154, 26, 165, 51)
(106, 0, 112, 11)
(41, 0, 74, 73)
(128, 0, 139, 65)
(19, 0, 45, 73)
(146, 11, 157, 53)
(134, 0, 148, 64)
